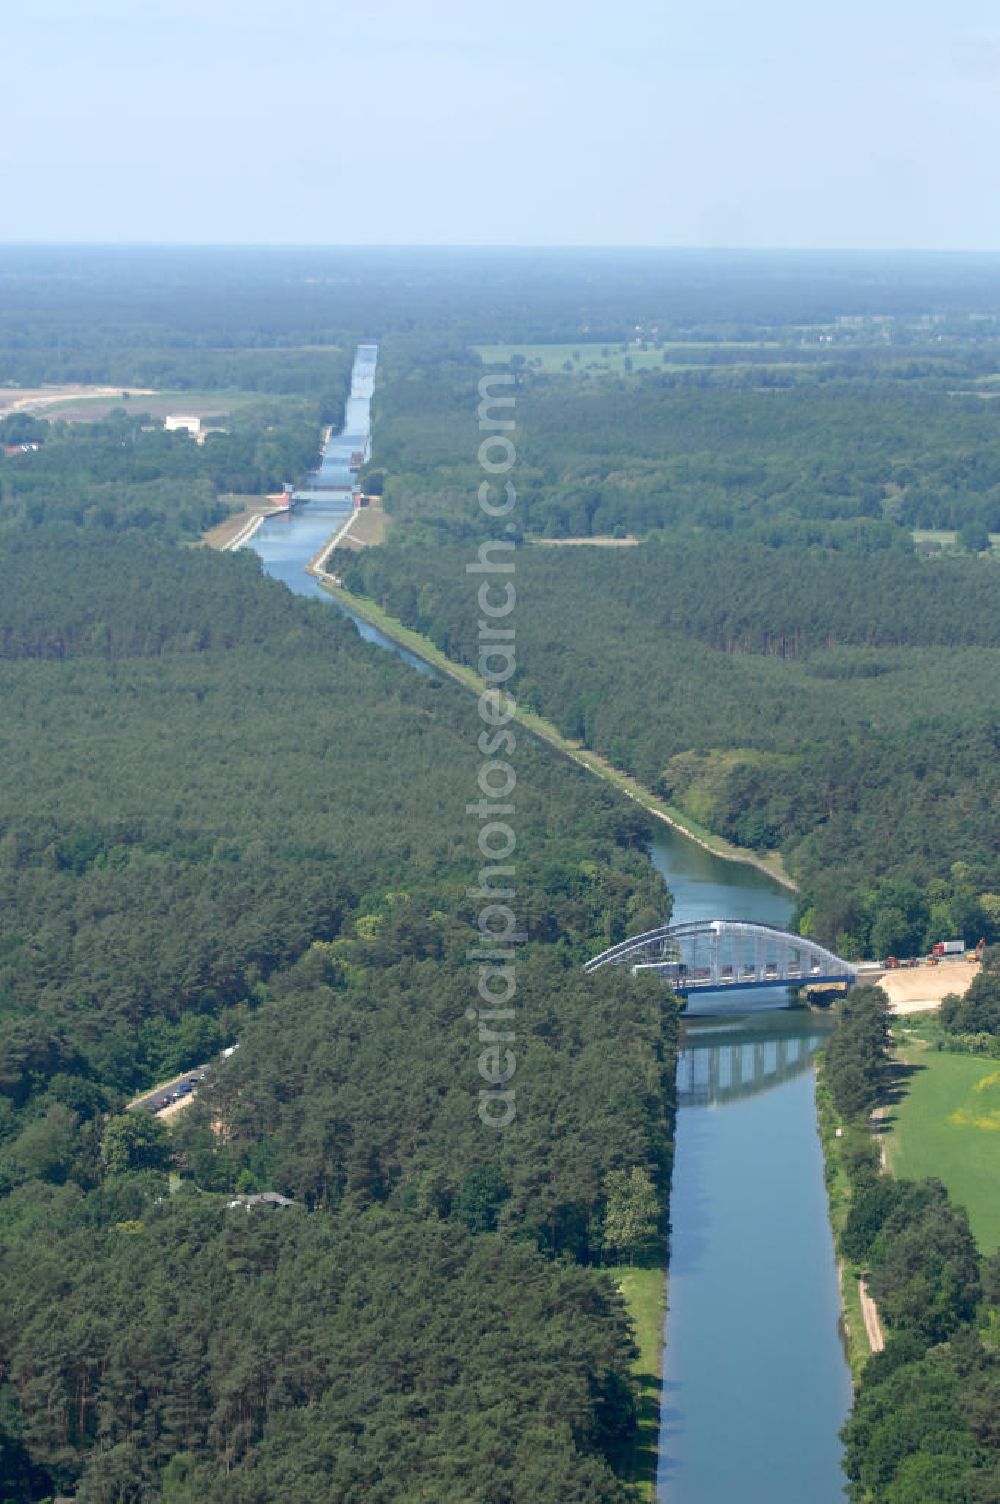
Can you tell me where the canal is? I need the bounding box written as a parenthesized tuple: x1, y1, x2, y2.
(650, 825, 851, 1502)
(245, 346, 852, 1501)
(246, 494, 430, 673)
(244, 343, 431, 676)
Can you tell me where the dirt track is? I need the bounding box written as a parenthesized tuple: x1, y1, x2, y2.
(858, 1278, 885, 1352)
(0, 383, 156, 415)
(534, 534, 639, 547)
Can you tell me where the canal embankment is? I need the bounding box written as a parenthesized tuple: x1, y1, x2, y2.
(202, 503, 286, 552)
(609, 1264, 667, 1500)
(815, 1059, 883, 1381)
(223, 513, 267, 552)
(305, 503, 387, 577)
(307, 513, 357, 575)
(308, 572, 796, 890)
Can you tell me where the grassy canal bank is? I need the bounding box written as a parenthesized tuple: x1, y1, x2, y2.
(607, 1265, 667, 1499)
(815, 1061, 877, 1382)
(317, 575, 796, 892)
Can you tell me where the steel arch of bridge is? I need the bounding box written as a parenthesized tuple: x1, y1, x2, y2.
(583, 919, 855, 997)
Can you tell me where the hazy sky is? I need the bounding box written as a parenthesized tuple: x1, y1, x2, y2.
(3, 0, 1000, 249)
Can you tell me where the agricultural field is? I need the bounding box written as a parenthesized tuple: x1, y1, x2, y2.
(886, 1039, 1000, 1253)
(18, 388, 275, 423)
(0, 382, 156, 416)
(912, 527, 1000, 554)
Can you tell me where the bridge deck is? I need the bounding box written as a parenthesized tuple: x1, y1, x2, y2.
(666, 972, 853, 998)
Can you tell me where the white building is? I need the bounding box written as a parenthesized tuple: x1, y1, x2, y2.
(164, 414, 202, 435)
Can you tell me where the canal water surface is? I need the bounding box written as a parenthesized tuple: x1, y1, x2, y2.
(651, 826, 851, 1502)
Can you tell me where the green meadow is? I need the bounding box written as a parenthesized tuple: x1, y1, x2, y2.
(887, 1041, 1000, 1253)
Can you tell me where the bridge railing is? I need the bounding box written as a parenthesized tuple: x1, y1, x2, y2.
(584, 919, 856, 992)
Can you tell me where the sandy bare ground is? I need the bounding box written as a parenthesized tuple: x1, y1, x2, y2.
(339, 502, 386, 549)
(878, 960, 980, 1014)
(0, 383, 156, 415)
(859, 1278, 885, 1352)
(157, 1094, 196, 1121)
(533, 534, 639, 547)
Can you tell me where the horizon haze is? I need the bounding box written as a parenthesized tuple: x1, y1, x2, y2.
(2, 0, 1000, 251)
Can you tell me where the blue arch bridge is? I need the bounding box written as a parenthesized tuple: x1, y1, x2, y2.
(583, 919, 856, 998)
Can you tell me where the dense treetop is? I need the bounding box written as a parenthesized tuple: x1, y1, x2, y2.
(825, 993, 1000, 1502)
(0, 531, 675, 1500)
(0, 400, 329, 541)
(342, 536, 1000, 959)
(7, 248, 1000, 1498)
(374, 341, 1000, 544)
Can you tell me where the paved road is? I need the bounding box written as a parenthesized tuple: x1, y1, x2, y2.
(127, 1064, 210, 1115)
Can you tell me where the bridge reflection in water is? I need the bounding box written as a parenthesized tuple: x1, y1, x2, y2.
(676, 1019, 829, 1108)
